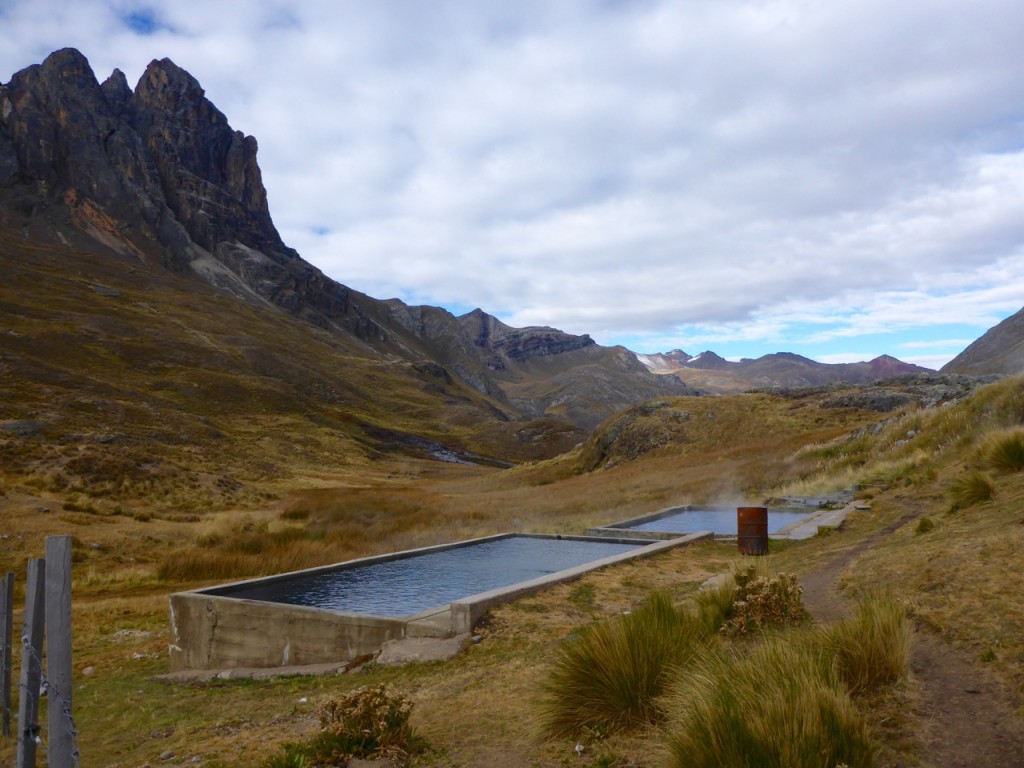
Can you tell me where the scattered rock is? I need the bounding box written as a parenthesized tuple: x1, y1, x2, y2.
(82, 666, 96, 677)
(0, 419, 44, 436)
(113, 629, 153, 642)
(88, 283, 121, 297)
(698, 573, 732, 593)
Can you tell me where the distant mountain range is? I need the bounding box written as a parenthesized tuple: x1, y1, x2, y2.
(634, 350, 935, 393)
(1, 47, 1020, 475)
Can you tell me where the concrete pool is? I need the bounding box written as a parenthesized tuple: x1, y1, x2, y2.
(588, 505, 815, 539)
(208, 535, 644, 616)
(169, 531, 711, 671)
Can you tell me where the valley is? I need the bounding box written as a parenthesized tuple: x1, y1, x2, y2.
(2, 47, 1024, 766)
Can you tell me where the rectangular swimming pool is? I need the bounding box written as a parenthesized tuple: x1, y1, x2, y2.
(169, 532, 711, 671)
(209, 535, 643, 616)
(625, 507, 809, 535)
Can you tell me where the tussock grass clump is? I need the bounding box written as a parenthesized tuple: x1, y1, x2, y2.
(692, 579, 736, 635)
(983, 428, 1024, 473)
(818, 591, 910, 696)
(721, 565, 808, 636)
(663, 635, 875, 768)
(540, 592, 708, 736)
(949, 469, 995, 509)
(914, 516, 935, 535)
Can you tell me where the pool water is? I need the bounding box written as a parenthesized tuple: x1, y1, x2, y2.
(216, 536, 642, 616)
(627, 508, 809, 535)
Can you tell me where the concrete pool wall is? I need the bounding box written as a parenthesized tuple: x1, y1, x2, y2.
(169, 531, 712, 671)
(587, 502, 860, 541)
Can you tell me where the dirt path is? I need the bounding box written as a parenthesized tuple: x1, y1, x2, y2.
(799, 512, 1024, 767)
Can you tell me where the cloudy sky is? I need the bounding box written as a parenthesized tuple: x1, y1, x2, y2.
(3, 1, 1024, 368)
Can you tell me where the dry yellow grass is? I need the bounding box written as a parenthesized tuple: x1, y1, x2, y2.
(3, 378, 1024, 766)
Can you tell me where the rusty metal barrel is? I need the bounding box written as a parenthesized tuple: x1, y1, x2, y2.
(737, 506, 769, 555)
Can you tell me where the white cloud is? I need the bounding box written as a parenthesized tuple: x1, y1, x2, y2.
(2, 0, 1024, 362)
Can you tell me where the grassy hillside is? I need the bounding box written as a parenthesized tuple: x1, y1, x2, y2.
(0, 219, 585, 516)
(1, 371, 1022, 765)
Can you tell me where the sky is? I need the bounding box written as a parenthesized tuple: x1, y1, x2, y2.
(3, 1, 1024, 369)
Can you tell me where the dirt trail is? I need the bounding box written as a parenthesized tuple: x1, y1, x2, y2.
(799, 512, 1024, 767)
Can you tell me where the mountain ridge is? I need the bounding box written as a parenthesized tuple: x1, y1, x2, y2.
(634, 348, 934, 393)
(942, 306, 1024, 376)
(0, 48, 691, 442)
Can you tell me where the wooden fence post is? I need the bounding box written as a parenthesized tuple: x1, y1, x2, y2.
(46, 535, 76, 768)
(1, 570, 13, 737)
(16, 558, 44, 768)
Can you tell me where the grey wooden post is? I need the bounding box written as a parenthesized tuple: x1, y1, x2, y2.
(1, 570, 13, 737)
(16, 559, 44, 768)
(46, 535, 76, 767)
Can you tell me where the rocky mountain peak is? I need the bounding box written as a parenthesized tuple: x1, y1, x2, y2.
(131, 56, 281, 257)
(100, 68, 132, 114)
(685, 350, 730, 369)
(0, 48, 355, 317)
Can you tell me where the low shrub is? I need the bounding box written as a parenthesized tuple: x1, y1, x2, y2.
(539, 591, 707, 737)
(317, 684, 421, 761)
(721, 565, 807, 636)
(948, 469, 995, 509)
(663, 635, 875, 768)
(983, 427, 1024, 473)
(818, 591, 910, 696)
(263, 684, 423, 767)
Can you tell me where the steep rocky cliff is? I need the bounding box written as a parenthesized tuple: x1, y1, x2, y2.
(0, 48, 369, 331)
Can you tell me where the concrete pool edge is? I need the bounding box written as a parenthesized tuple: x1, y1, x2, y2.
(586, 503, 824, 540)
(450, 531, 712, 633)
(168, 531, 712, 671)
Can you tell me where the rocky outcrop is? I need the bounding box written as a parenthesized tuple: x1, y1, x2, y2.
(459, 308, 596, 362)
(0, 48, 195, 265)
(0, 48, 389, 337)
(131, 57, 282, 258)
